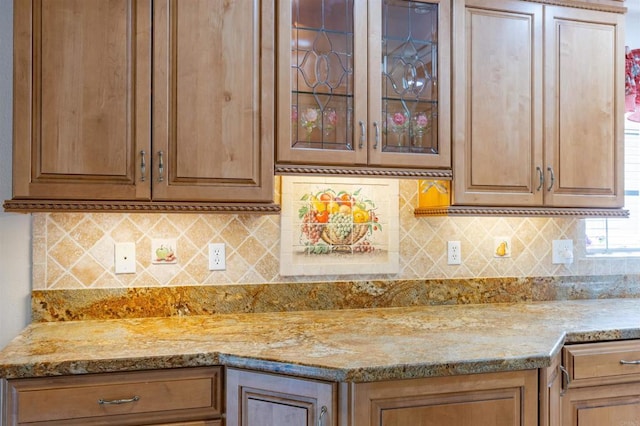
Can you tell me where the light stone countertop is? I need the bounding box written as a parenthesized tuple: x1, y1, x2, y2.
(2, 299, 640, 382)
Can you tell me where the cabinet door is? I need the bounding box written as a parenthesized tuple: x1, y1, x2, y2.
(544, 6, 624, 208)
(276, 0, 450, 174)
(225, 368, 335, 426)
(368, 0, 451, 170)
(13, 0, 151, 201)
(352, 370, 538, 426)
(452, 0, 543, 206)
(276, 0, 367, 167)
(152, 0, 274, 203)
(561, 383, 640, 426)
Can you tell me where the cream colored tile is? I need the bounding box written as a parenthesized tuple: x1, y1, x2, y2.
(70, 255, 106, 287)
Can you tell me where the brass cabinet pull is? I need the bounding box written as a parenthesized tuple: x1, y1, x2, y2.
(547, 166, 555, 191)
(158, 151, 164, 182)
(373, 121, 380, 149)
(318, 405, 328, 426)
(620, 359, 640, 364)
(559, 365, 570, 396)
(536, 166, 543, 191)
(359, 121, 366, 149)
(98, 395, 140, 405)
(140, 150, 146, 182)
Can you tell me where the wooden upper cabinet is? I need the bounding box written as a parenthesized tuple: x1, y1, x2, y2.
(152, 0, 274, 203)
(12, 0, 151, 201)
(544, 6, 624, 208)
(452, 0, 543, 206)
(9, 0, 277, 211)
(452, 0, 624, 209)
(275, 0, 451, 177)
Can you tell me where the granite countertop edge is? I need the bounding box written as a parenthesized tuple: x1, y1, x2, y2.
(1, 299, 640, 383)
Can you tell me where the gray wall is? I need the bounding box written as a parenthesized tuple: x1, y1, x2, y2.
(0, 0, 31, 352)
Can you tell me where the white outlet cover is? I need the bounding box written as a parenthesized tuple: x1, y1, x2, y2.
(152, 239, 177, 264)
(552, 239, 574, 264)
(493, 237, 512, 258)
(208, 243, 226, 271)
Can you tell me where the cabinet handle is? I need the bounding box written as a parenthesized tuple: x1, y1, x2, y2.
(158, 151, 164, 182)
(547, 166, 555, 191)
(140, 150, 146, 182)
(359, 121, 366, 149)
(98, 396, 140, 405)
(535, 166, 543, 191)
(559, 365, 570, 396)
(318, 405, 328, 426)
(373, 121, 380, 149)
(620, 359, 640, 364)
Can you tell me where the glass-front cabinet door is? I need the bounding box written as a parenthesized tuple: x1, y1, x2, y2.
(276, 0, 451, 175)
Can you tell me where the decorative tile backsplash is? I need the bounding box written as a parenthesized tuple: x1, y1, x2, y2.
(32, 180, 639, 290)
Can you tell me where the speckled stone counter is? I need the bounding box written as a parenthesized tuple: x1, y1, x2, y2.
(2, 299, 640, 383)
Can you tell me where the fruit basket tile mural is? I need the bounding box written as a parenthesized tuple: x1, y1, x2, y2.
(280, 176, 399, 276)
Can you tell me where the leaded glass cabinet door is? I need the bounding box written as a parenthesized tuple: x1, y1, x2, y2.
(368, 0, 450, 169)
(277, 0, 368, 167)
(276, 0, 450, 173)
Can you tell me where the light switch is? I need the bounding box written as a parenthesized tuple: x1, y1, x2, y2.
(115, 242, 136, 274)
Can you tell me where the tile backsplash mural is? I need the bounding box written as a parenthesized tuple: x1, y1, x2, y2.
(32, 180, 639, 290)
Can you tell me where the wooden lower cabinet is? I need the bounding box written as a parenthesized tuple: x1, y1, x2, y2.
(3, 367, 222, 426)
(225, 368, 336, 426)
(561, 340, 640, 426)
(350, 370, 538, 426)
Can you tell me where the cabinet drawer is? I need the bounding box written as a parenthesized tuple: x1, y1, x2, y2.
(6, 367, 222, 426)
(563, 340, 640, 386)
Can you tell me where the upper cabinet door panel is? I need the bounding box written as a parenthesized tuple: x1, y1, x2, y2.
(368, 0, 451, 169)
(544, 6, 624, 208)
(452, 0, 543, 206)
(152, 0, 275, 203)
(13, 0, 151, 200)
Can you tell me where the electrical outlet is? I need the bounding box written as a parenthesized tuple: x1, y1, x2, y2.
(114, 242, 136, 274)
(447, 241, 461, 265)
(552, 239, 573, 265)
(208, 243, 226, 271)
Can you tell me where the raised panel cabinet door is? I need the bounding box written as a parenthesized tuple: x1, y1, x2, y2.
(561, 383, 640, 426)
(452, 0, 543, 206)
(544, 6, 624, 208)
(12, 0, 152, 200)
(152, 0, 274, 203)
(225, 368, 336, 426)
(352, 370, 538, 426)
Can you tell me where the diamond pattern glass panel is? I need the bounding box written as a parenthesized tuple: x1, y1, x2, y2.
(291, 0, 354, 151)
(382, 1, 438, 154)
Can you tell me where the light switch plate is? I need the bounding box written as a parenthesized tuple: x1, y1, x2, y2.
(114, 242, 136, 274)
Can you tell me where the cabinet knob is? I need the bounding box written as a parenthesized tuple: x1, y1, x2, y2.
(359, 121, 366, 149)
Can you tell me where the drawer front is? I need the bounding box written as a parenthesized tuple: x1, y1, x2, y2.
(7, 367, 222, 425)
(564, 340, 640, 385)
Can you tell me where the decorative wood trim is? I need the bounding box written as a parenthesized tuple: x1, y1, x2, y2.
(414, 206, 630, 218)
(522, 0, 626, 13)
(2, 200, 281, 214)
(275, 165, 453, 179)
